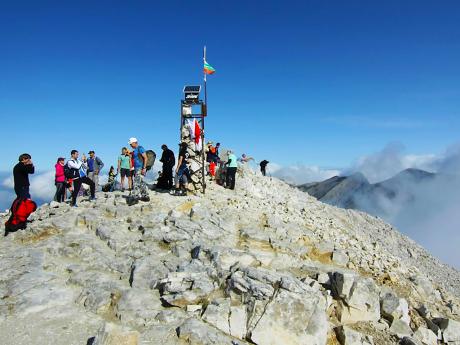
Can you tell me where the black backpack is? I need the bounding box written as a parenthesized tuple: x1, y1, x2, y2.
(64, 163, 73, 179)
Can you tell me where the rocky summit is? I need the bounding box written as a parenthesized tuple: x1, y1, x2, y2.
(1, 166, 459, 345)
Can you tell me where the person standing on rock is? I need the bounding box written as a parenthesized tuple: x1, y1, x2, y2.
(87, 150, 104, 189)
(67, 150, 96, 207)
(160, 144, 175, 190)
(226, 150, 238, 190)
(13, 153, 35, 199)
(260, 160, 269, 176)
(117, 147, 133, 191)
(173, 142, 190, 196)
(128, 137, 150, 204)
(54, 157, 66, 202)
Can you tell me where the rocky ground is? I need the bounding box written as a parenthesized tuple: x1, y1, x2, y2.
(1, 166, 459, 345)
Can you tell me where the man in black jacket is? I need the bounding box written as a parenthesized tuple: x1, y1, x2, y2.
(260, 160, 269, 176)
(13, 153, 35, 199)
(160, 144, 175, 189)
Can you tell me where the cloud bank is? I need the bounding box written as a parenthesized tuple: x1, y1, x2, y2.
(270, 163, 340, 185)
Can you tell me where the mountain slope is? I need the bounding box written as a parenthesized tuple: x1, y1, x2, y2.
(0, 167, 459, 344)
(299, 168, 437, 214)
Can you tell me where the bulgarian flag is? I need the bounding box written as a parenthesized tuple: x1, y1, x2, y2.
(204, 60, 215, 75)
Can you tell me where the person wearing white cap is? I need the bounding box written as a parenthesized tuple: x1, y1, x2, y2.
(128, 137, 149, 204)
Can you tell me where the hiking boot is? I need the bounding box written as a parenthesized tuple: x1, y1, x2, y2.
(90, 197, 97, 201)
(140, 196, 150, 202)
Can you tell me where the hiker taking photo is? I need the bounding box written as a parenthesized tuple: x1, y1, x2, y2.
(13, 153, 35, 199)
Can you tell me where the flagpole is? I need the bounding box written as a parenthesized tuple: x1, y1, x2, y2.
(202, 46, 207, 194)
(204, 46, 208, 106)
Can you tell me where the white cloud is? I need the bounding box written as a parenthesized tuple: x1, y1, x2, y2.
(346, 142, 439, 183)
(270, 163, 341, 185)
(29, 171, 56, 200)
(1, 171, 56, 201)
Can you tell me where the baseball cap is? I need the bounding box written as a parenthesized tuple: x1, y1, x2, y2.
(128, 137, 138, 144)
(88, 150, 95, 154)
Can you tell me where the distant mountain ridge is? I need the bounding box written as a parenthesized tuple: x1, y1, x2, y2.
(297, 168, 436, 218)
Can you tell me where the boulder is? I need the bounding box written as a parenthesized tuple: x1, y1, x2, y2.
(380, 290, 410, 324)
(249, 289, 328, 345)
(434, 318, 460, 344)
(332, 273, 381, 324)
(389, 318, 413, 338)
(335, 326, 374, 345)
(413, 326, 438, 345)
(92, 322, 139, 345)
(177, 317, 247, 344)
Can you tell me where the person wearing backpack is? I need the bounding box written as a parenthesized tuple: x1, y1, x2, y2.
(128, 137, 150, 204)
(67, 150, 96, 207)
(13, 153, 35, 199)
(87, 150, 104, 190)
(54, 157, 66, 202)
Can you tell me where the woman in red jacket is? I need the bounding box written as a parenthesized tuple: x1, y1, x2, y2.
(54, 157, 66, 202)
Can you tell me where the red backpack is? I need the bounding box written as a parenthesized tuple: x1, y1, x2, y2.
(4, 198, 37, 236)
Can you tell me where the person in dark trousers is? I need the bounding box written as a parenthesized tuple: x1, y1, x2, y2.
(226, 150, 238, 190)
(13, 153, 35, 199)
(87, 150, 104, 189)
(260, 160, 269, 176)
(214, 143, 221, 163)
(67, 150, 96, 207)
(54, 157, 66, 202)
(173, 142, 191, 196)
(160, 144, 175, 189)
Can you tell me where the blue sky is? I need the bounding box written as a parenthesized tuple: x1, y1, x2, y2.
(1, 0, 459, 172)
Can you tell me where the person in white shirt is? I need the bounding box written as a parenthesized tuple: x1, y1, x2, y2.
(67, 150, 96, 207)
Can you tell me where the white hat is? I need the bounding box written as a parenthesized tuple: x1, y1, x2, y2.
(128, 137, 138, 144)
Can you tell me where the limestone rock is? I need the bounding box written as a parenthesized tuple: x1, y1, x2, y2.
(389, 318, 413, 338)
(434, 318, 460, 344)
(177, 317, 247, 344)
(380, 290, 410, 324)
(92, 322, 139, 345)
(1, 160, 460, 345)
(249, 289, 328, 345)
(332, 272, 381, 324)
(413, 327, 438, 345)
(335, 326, 374, 345)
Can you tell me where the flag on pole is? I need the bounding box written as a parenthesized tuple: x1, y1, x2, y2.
(194, 119, 202, 145)
(204, 60, 215, 75)
(186, 119, 203, 151)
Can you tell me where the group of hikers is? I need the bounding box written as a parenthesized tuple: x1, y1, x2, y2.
(7, 137, 270, 235)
